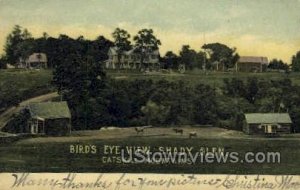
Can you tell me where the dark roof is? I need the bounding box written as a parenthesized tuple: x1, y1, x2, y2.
(27, 101, 71, 120)
(245, 113, 292, 124)
(238, 56, 268, 64)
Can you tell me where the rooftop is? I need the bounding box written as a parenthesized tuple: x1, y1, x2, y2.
(27, 101, 71, 120)
(238, 56, 268, 64)
(28, 53, 47, 63)
(245, 113, 292, 124)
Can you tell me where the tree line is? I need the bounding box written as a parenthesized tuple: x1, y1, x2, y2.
(2, 25, 300, 71)
(1, 25, 113, 68)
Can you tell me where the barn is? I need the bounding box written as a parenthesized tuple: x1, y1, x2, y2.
(236, 56, 268, 72)
(25, 101, 71, 136)
(243, 113, 292, 135)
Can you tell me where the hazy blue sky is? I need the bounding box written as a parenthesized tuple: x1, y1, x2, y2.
(1, 0, 300, 62)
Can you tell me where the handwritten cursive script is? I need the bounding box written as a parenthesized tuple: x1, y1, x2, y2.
(10, 173, 300, 190)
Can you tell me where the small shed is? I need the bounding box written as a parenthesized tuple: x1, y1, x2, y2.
(243, 113, 292, 135)
(26, 101, 71, 136)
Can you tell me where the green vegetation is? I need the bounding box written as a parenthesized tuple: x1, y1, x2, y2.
(108, 70, 300, 87)
(0, 69, 53, 111)
(292, 51, 300, 72)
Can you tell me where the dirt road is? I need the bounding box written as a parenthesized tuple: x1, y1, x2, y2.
(0, 92, 59, 130)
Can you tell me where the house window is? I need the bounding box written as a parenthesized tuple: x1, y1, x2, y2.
(36, 54, 42, 60)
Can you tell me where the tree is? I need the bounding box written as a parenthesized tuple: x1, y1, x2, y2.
(133, 29, 161, 69)
(89, 35, 113, 63)
(112, 28, 132, 69)
(141, 100, 170, 125)
(52, 54, 108, 129)
(179, 45, 206, 70)
(16, 38, 36, 62)
(268, 59, 289, 71)
(162, 51, 179, 69)
(4, 25, 33, 65)
(179, 45, 195, 70)
(291, 51, 300, 72)
(107, 87, 131, 127)
(245, 77, 259, 104)
(202, 43, 239, 70)
(223, 78, 246, 98)
(192, 84, 217, 124)
(0, 56, 7, 69)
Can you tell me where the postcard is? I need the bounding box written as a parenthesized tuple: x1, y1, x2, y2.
(1, 0, 300, 189)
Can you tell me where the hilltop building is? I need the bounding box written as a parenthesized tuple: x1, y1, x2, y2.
(18, 53, 48, 69)
(105, 47, 160, 70)
(236, 56, 268, 72)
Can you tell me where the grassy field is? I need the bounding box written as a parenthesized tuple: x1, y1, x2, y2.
(108, 69, 300, 87)
(0, 69, 54, 111)
(0, 69, 53, 91)
(0, 69, 299, 100)
(1, 127, 300, 174)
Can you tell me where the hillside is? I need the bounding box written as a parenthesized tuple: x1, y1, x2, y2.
(109, 69, 300, 87)
(1, 68, 300, 113)
(0, 69, 54, 112)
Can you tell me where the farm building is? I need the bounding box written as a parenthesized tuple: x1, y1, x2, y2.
(25, 101, 71, 136)
(236, 56, 268, 72)
(105, 47, 160, 70)
(18, 53, 48, 69)
(243, 113, 292, 135)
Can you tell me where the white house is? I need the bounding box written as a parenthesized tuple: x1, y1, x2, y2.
(105, 47, 160, 70)
(18, 53, 48, 69)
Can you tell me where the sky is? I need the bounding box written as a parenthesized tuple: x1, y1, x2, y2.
(0, 0, 300, 63)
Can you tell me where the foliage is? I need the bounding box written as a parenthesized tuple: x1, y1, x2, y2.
(3, 109, 30, 133)
(112, 28, 132, 68)
(4, 25, 34, 65)
(0, 70, 53, 112)
(291, 51, 300, 72)
(268, 59, 289, 71)
(161, 51, 179, 69)
(53, 54, 108, 130)
(202, 43, 239, 69)
(179, 45, 206, 70)
(0, 56, 7, 69)
(141, 100, 170, 125)
(133, 29, 161, 68)
(3, 25, 114, 68)
(112, 28, 131, 51)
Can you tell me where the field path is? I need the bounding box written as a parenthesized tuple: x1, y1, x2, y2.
(0, 92, 59, 130)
